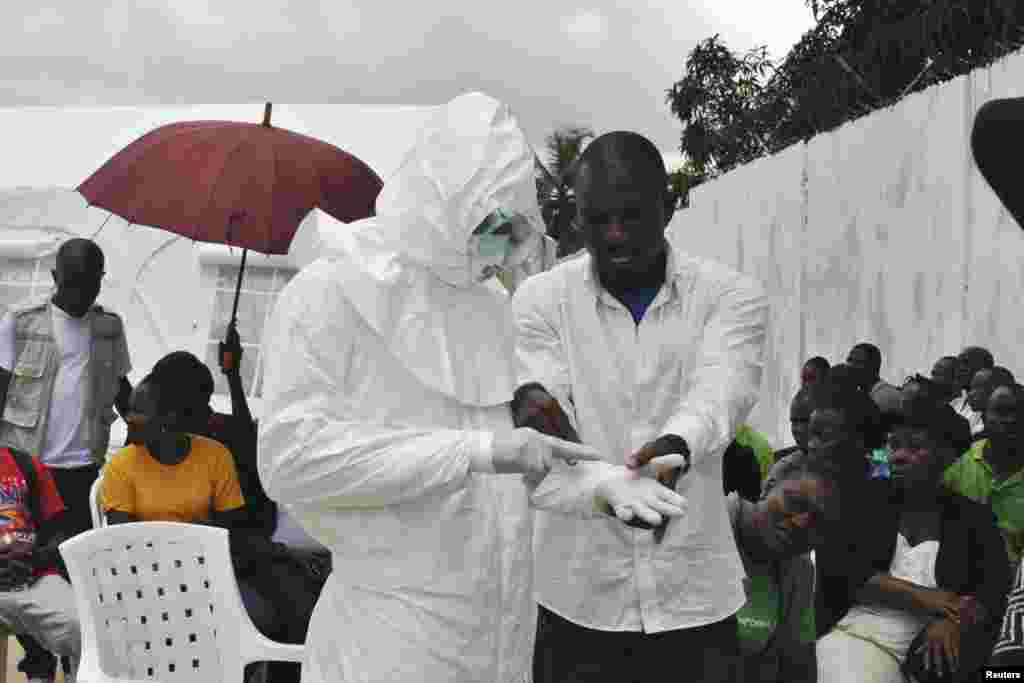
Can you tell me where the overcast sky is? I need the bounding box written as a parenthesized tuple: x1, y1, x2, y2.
(2, 1, 815, 168)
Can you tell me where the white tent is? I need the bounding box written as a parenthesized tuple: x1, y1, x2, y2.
(0, 104, 436, 450)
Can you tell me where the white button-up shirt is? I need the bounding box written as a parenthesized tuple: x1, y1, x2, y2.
(512, 242, 768, 633)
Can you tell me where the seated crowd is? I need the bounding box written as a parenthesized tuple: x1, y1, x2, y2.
(92, 339, 1024, 683)
(721, 342, 1024, 682)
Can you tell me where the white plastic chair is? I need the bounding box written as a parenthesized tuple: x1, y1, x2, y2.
(89, 474, 106, 529)
(59, 522, 304, 682)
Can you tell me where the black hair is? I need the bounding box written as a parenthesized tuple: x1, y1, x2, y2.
(130, 374, 174, 416)
(808, 375, 886, 449)
(819, 363, 863, 394)
(894, 398, 972, 456)
(574, 131, 669, 200)
(851, 342, 883, 374)
(56, 238, 104, 273)
(959, 346, 995, 370)
(900, 373, 940, 400)
(988, 365, 1017, 388)
(151, 351, 216, 398)
(804, 356, 830, 373)
(148, 352, 215, 420)
(988, 382, 1024, 406)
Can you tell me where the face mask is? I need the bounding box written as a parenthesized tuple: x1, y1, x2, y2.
(477, 233, 512, 262)
(468, 230, 513, 282)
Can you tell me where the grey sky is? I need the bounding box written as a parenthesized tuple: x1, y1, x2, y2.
(2, 1, 814, 168)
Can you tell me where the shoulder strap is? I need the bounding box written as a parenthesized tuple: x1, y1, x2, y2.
(6, 447, 42, 528)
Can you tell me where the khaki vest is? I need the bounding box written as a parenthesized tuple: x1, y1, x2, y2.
(0, 296, 125, 465)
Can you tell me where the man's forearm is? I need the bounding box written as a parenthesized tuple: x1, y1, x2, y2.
(855, 573, 934, 617)
(225, 370, 254, 426)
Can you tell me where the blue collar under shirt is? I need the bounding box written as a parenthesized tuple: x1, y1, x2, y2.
(615, 285, 661, 325)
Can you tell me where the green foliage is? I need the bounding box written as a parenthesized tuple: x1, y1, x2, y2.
(537, 126, 594, 257)
(667, 0, 1024, 202)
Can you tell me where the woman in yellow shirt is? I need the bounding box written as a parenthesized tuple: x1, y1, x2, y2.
(102, 377, 247, 526)
(101, 376, 282, 676)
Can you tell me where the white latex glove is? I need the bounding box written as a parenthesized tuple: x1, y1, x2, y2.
(485, 428, 603, 478)
(595, 468, 688, 526)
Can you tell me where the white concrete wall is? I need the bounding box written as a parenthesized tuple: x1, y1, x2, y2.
(669, 48, 1024, 448)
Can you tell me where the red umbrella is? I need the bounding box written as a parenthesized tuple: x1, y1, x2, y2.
(78, 103, 383, 341)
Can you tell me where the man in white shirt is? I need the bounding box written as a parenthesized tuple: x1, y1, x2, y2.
(513, 131, 768, 682)
(0, 238, 132, 683)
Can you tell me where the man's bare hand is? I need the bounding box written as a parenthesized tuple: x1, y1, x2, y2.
(626, 435, 690, 486)
(511, 384, 580, 443)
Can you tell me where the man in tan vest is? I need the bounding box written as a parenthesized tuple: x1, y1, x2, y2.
(0, 238, 132, 683)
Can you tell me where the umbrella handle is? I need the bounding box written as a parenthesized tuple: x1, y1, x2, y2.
(221, 249, 248, 373)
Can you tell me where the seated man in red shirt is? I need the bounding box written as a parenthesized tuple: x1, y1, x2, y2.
(0, 446, 81, 682)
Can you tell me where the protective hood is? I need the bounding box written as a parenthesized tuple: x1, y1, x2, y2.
(318, 92, 542, 407)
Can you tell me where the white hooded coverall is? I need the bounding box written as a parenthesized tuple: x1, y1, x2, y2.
(258, 93, 614, 683)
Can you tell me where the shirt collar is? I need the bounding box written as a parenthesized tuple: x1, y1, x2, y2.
(583, 241, 684, 305)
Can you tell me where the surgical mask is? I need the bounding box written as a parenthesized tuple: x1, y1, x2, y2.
(477, 233, 512, 262)
(468, 233, 512, 282)
(469, 208, 518, 282)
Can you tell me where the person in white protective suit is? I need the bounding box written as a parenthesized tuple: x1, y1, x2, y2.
(257, 92, 689, 683)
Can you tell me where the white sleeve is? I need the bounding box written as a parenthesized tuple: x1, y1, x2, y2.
(0, 313, 14, 372)
(662, 272, 769, 466)
(257, 275, 492, 510)
(511, 274, 578, 433)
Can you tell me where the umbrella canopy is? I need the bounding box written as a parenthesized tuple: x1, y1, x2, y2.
(971, 96, 1024, 230)
(77, 104, 384, 255)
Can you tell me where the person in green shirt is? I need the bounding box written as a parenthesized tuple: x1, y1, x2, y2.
(730, 455, 839, 683)
(944, 383, 1024, 572)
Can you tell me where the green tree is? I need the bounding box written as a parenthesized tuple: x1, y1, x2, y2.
(666, 35, 775, 179)
(539, 126, 594, 258)
(667, 0, 1024, 194)
(668, 160, 707, 210)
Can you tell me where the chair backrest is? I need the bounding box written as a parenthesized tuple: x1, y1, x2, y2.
(89, 474, 106, 529)
(59, 522, 301, 683)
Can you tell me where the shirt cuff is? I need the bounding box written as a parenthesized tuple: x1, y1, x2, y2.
(664, 413, 709, 464)
(469, 431, 496, 474)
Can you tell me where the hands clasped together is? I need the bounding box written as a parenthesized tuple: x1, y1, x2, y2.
(911, 589, 984, 677)
(505, 384, 691, 528)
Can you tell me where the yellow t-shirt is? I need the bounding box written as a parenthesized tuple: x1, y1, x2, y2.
(101, 434, 245, 523)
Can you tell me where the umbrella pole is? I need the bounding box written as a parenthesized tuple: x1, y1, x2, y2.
(220, 248, 248, 374)
(229, 248, 248, 329)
